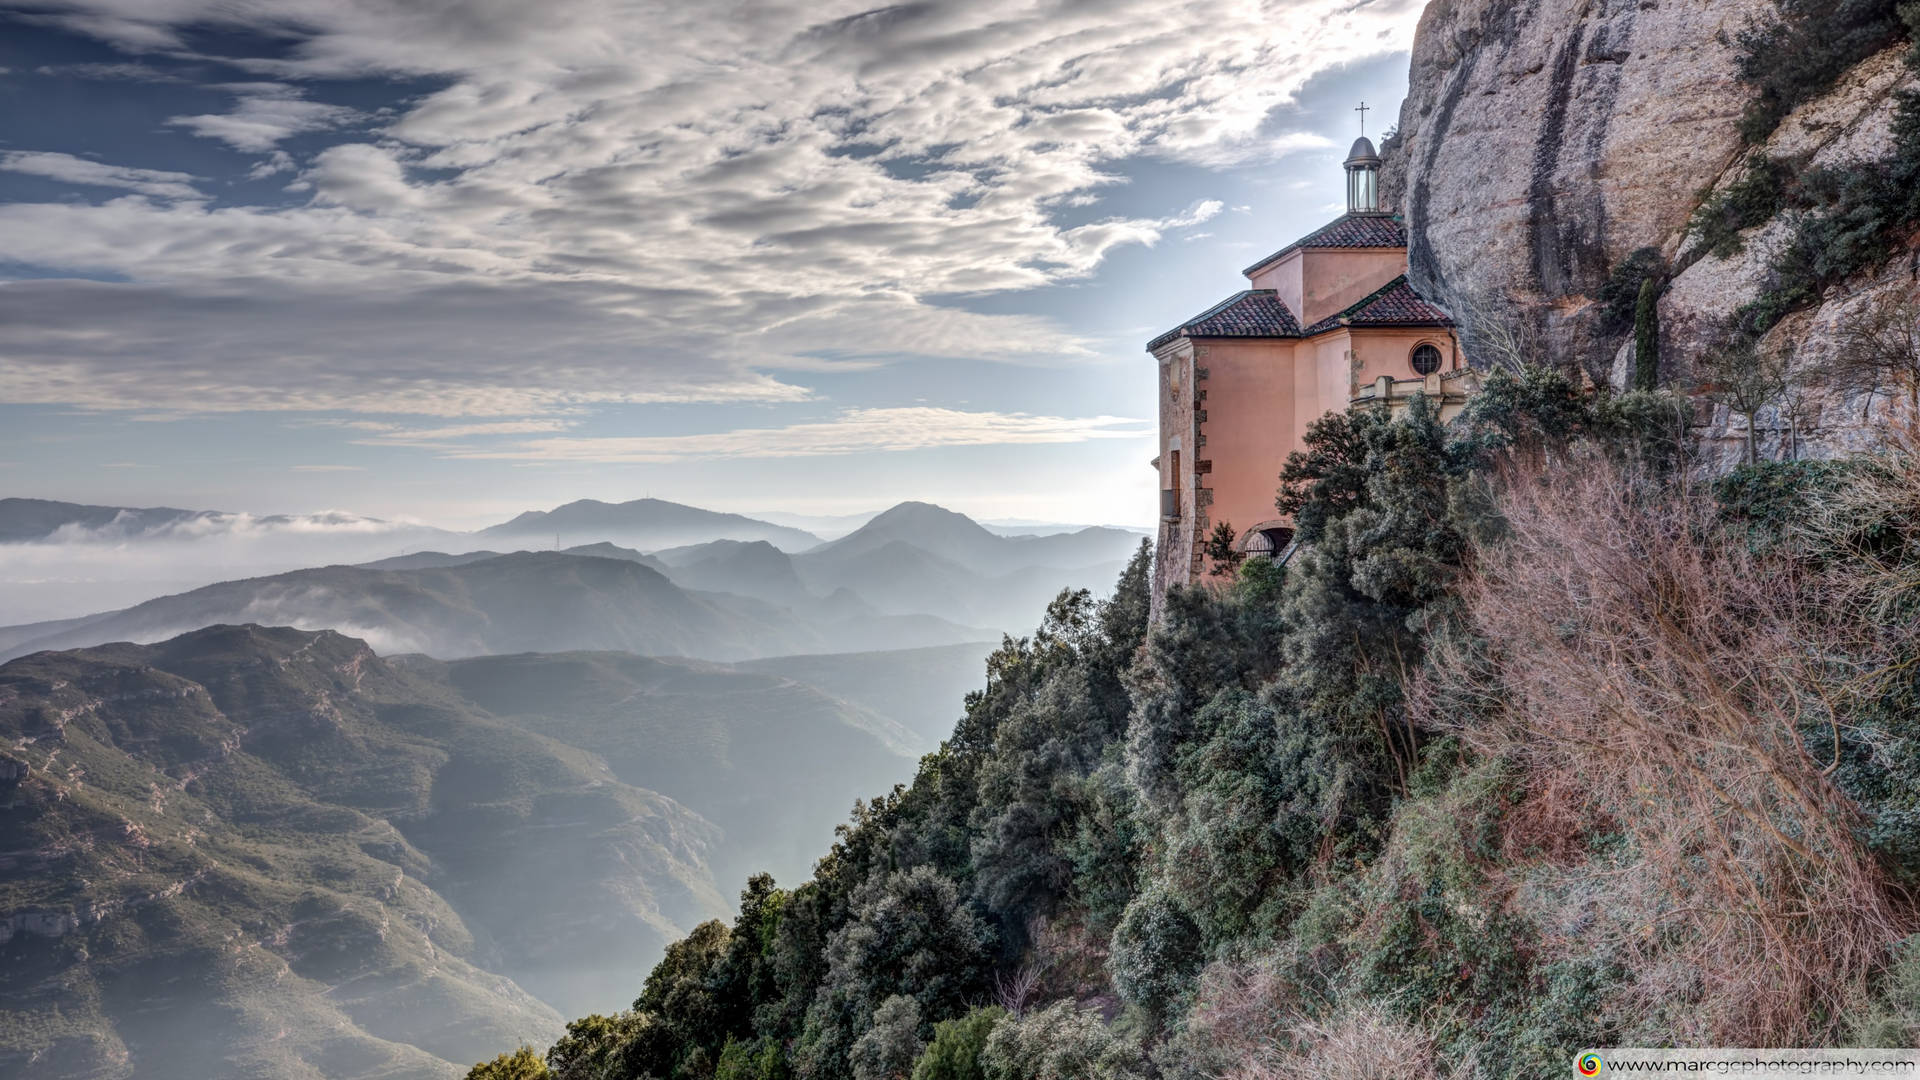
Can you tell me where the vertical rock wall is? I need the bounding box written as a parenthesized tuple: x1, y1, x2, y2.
(1381, 0, 1770, 368)
(1384, 0, 1920, 467)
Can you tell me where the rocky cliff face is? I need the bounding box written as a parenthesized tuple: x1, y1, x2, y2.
(1384, 0, 1919, 467)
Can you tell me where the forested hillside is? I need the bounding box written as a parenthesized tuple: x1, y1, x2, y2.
(466, 365, 1920, 1079)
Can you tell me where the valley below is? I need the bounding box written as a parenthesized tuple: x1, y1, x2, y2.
(0, 495, 1137, 1079)
(0, 625, 993, 1078)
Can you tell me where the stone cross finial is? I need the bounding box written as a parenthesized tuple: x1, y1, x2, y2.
(1355, 101, 1369, 138)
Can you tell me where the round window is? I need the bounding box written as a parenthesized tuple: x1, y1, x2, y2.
(1410, 343, 1443, 376)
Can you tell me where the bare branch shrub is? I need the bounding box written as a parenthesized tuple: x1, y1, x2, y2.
(1177, 958, 1441, 1080)
(1827, 292, 1920, 415)
(1425, 450, 1910, 1043)
(1698, 334, 1791, 464)
(994, 962, 1044, 1017)
(1448, 284, 1545, 375)
(1231, 1004, 1438, 1080)
(1176, 956, 1302, 1073)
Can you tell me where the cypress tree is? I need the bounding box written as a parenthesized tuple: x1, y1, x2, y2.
(1633, 276, 1661, 391)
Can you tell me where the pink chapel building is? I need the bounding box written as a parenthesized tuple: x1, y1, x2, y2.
(1147, 131, 1478, 604)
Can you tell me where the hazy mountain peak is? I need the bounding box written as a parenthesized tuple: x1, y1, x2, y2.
(868, 500, 983, 526)
(480, 496, 820, 552)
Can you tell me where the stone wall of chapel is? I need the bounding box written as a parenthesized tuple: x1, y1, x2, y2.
(1180, 337, 1308, 576)
(1350, 328, 1464, 385)
(1297, 249, 1417, 325)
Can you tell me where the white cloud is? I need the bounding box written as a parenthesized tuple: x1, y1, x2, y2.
(168, 83, 363, 152)
(246, 149, 297, 180)
(0, 151, 201, 200)
(345, 418, 580, 447)
(3, 0, 1424, 416)
(34, 61, 182, 81)
(443, 406, 1150, 463)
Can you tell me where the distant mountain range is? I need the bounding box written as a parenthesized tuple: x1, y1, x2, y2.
(0, 497, 211, 542)
(0, 497, 456, 545)
(0, 497, 1142, 659)
(477, 497, 821, 552)
(0, 549, 992, 664)
(804, 500, 1139, 576)
(0, 624, 988, 1079)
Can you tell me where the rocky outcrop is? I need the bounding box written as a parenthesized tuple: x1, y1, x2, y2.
(1385, 0, 1920, 467)
(1664, 45, 1919, 468)
(1382, 0, 1770, 363)
(0, 910, 79, 945)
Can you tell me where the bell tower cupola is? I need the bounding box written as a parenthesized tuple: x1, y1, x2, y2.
(1344, 136, 1381, 212)
(1344, 101, 1381, 213)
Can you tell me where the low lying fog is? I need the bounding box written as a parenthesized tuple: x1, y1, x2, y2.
(0, 513, 451, 624)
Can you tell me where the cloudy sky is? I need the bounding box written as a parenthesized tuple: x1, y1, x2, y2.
(0, 0, 1422, 528)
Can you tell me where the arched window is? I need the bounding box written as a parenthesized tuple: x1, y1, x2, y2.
(1410, 342, 1443, 376)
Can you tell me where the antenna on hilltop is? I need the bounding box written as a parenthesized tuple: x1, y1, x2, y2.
(1355, 101, 1370, 138)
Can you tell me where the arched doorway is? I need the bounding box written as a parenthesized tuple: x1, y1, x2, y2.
(1236, 521, 1297, 565)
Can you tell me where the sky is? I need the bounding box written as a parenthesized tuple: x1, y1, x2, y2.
(0, 0, 1424, 530)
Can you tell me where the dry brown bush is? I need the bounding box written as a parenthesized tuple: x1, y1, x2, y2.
(1177, 956, 1302, 1072)
(1424, 450, 1910, 1044)
(1230, 1003, 1438, 1080)
(1178, 957, 1442, 1080)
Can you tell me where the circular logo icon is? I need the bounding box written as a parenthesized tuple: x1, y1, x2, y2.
(1576, 1051, 1604, 1077)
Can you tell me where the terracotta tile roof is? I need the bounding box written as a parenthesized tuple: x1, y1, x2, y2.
(1301, 275, 1453, 335)
(1242, 212, 1408, 276)
(1146, 290, 1302, 351)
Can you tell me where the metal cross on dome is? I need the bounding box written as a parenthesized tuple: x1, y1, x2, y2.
(1355, 101, 1370, 138)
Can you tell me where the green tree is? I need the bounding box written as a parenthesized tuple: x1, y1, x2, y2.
(715, 1038, 788, 1080)
(1633, 276, 1661, 390)
(850, 996, 925, 1080)
(547, 1013, 646, 1080)
(798, 866, 994, 1079)
(1108, 883, 1205, 1015)
(1201, 521, 1244, 576)
(980, 1002, 1144, 1080)
(911, 1007, 1004, 1080)
(468, 1046, 552, 1080)
(1598, 246, 1668, 333)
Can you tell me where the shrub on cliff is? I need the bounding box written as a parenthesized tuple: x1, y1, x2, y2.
(798, 866, 996, 1079)
(978, 1001, 1144, 1080)
(1596, 246, 1668, 336)
(1734, 0, 1909, 143)
(1728, 6, 1920, 336)
(1109, 883, 1206, 1016)
(1687, 154, 1789, 258)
